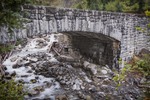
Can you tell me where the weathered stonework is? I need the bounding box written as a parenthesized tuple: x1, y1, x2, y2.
(0, 5, 149, 62)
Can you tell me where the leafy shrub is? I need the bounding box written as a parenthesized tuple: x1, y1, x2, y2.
(133, 54, 150, 77)
(0, 44, 14, 54)
(0, 79, 25, 100)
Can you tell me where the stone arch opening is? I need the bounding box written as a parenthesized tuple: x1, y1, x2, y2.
(59, 31, 121, 67)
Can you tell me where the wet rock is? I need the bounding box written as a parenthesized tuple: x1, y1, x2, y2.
(101, 70, 108, 74)
(56, 55, 75, 62)
(85, 95, 91, 100)
(97, 92, 106, 98)
(109, 71, 115, 77)
(71, 62, 82, 68)
(43, 98, 52, 100)
(43, 81, 52, 88)
(50, 64, 60, 68)
(10, 57, 18, 62)
(55, 95, 68, 100)
(24, 95, 30, 99)
(89, 86, 97, 93)
(15, 45, 22, 51)
(139, 48, 150, 57)
(12, 64, 21, 68)
(3, 65, 7, 70)
(16, 57, 24, 65)
(77, 92, 85, 99)
(30, 79, 37, 83)
(18, 79, 25, 84)
(140, 78, 146, 84)
(83, 61, 97, 75)
(28, 90, 40, 97)
(27, 70, 33, 73)
(21, 75, 28, 77)
(30, 63, 36, 67)
(35, 76, 39, 79)
(5, 72, 9, 76)
(33, 86, 44, 92)
(5, 75, 12, 80)
(11, 71, 16, 76)
(32, 98, 41, 100)
(24, 62, 31, 66)
(28, 57, 38, 62)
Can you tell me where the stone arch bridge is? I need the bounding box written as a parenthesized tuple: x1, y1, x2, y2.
(0, 5, 149, 66)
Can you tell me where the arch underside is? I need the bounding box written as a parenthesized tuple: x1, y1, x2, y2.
(61, 31, 120, 67)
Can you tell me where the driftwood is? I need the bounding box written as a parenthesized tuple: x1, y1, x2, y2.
(48, 42, 61, 56)
(47, 43, 53, 53)
(138, 84, 150, 89)
(58, 44, 64, 53)
(3, 53, 8, 63)
(52, 47, 61, 56)
(0, 55, 5, 76)
(0, 64, 5, 76)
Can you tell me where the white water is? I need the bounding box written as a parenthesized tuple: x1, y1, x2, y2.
(3, 34, 61, 99)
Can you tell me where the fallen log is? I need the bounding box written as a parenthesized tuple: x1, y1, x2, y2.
(52, 47, 61, 56)
(47, 43, 53, 53)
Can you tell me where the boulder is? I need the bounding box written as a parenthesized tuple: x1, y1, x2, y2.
(85, 95, 92, 100)
(101, 70, 108, 74)
(10, 57, 18, 62)
(12, 63, 21, 68)
(11, 71, 16, 76)
(18, 79, 25, 84)
(55, 95, 68, 100)
(43, 81, 52, 88)
(30, 79, 37, 83)
(139, 48, 150, 57)
(83, 61, 97, 75)
(27, 70, 33, 73)
(33, 86, 44, 92)
(28, 90, 40, 97)
(5, 75, 12, 80)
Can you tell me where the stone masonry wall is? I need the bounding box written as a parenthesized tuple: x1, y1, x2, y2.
(0, 5, 149, 61)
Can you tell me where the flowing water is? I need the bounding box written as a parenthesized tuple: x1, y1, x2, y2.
(3, 34, 62, 99)
(3, 33, 144, 100)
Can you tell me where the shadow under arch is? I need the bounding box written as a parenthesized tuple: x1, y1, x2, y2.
(61, 31, 121, 68)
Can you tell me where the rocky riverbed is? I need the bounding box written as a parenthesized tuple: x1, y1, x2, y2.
(3, 33, 145, 100)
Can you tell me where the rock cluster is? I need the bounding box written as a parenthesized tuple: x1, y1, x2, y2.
(3, 34, 146, 100)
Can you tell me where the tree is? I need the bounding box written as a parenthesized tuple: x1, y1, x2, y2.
(73, 0, 149, 13)
(0, 0, 30, 32)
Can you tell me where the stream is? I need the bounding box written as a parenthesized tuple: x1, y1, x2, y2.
(3, 33, 144, 100)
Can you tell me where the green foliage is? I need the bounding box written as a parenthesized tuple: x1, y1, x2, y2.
(32, 0, 64, 7)
(113, 64, 131, 89)
(73, 0, 149, 13)
(0, 44, 14, 54)
(135, 26, 146, 32)
(73, 0, 89, 10)
(145, 10, 150, 17)
(133, 55, 150, 77)
(112, 54, 150, 100)
(122, 2, 139, 13)
(105, 0, 123, 12)
(0, 0, 30, 31)
(113, 54, 149, 81)
(0, 79, 25, 100)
